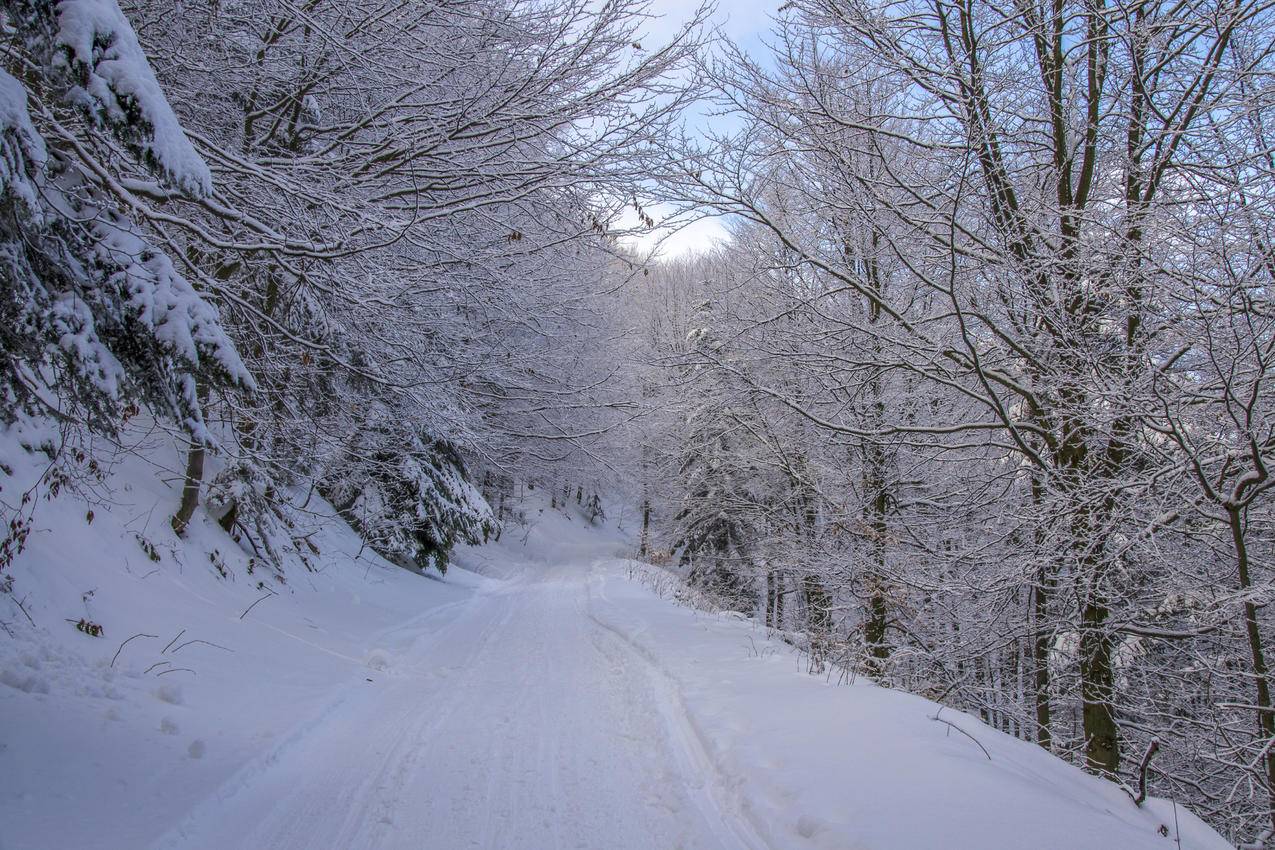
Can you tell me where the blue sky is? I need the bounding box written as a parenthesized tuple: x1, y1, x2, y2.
(641, 0, 775, 58)
(621, 2, 778, 258)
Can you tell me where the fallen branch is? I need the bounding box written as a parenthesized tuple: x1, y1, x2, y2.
(110, 632, 158, 668)
(13, 594, 35, 627)
(162, 628, 186, 654)
(931, 714, 992, 761)
(172, 638, 233, 655)
(239, 591, 275, 620)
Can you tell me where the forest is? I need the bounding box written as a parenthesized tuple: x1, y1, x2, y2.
(2, 0, 1275, 845)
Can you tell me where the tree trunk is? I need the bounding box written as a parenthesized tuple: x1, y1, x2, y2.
(804, 575, 833, 664)
(1030, 475, 1054, 749)
(639, 497, 651, 558)
(775, 570, 785, 629)
(171, 436, 206, 537)
(766, 570, 776, 627)
(1079, 596, 1118, 776)
(1032, 562, 1054, 750)
(1229, 505, 1275, 832)
(171, 379, 210, 537)
(863, 444, 891, 673)
(864, 581, 889, 671)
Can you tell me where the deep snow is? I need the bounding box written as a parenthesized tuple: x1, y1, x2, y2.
(0, 432, 1231, 850)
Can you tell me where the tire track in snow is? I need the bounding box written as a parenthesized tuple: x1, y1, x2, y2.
(153, 558, 770, 850)
(583, 564, 777, 850)
(149, 584, 514, 850)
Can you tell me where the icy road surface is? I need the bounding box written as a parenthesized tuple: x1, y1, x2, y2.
(153, 560, 767, 850)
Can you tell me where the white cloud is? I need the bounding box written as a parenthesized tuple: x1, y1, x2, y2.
(621, 214, 731, 259)
(613, 201, 731, 259)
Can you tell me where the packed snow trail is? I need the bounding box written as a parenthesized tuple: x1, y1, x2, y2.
(152, 557, 767, 850)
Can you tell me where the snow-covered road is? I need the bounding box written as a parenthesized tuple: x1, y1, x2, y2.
(153, 560, 766, 850)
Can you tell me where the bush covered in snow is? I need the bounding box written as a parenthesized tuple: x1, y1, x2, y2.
(322, 427, 494, 575)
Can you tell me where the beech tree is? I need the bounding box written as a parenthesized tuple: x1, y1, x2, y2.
(630, 0, 1275, 841)
(111, 0, 703, 566)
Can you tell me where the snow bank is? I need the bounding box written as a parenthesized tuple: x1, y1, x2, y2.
(587, 561, 1231, 850)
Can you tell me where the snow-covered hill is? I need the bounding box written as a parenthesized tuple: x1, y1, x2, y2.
(0, 432, 1230, 850)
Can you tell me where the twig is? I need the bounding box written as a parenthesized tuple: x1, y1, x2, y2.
(172, 638, 233, 654)
(157, 667, 195, 676)
(12, 594, 35, 627)
(162, 628, 186, 654)
(143, 661, 171, 674)
(931, 673, 975, 706)
(1239, 826, 1272, 850)
(931, 715, 992, 761)
(239, 591, 274, 620)
(234, 519, 263, 557)
(111, 632, 158, 667)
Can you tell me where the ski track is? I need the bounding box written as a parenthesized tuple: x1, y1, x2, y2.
(150, 559, 769, 850)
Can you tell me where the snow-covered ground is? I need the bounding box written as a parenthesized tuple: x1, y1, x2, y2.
(589, 568, 1228, 850)
(0, 436, 1230, 850)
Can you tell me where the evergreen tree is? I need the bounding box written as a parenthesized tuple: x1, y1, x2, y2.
(0, 0, 250, 440)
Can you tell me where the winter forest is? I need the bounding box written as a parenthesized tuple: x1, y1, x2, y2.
(3, 0, 1275, 847)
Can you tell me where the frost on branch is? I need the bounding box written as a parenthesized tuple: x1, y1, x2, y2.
(10, 0, 212, 197)
(0, 27, 248, 437)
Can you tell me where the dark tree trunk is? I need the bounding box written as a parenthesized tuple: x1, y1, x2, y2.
(171, 437, 206, 537)
(765, 570, 775, 627)
(1030, 475, 1054, 750)
(639, 497, 651, 558)
(1079, 596, 1118, 776)
(1032, 563, 1054, 750)
(804, 575, 833, 662)
(863, 445, 891, 673)
(864, 585, 889, 671)
(775, 570, 785, 629)
(1229, 505, 1275, 832)
(171, 380, 210, 537)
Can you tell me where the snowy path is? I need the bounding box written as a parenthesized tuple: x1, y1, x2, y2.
(152, 559, 767, 850)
